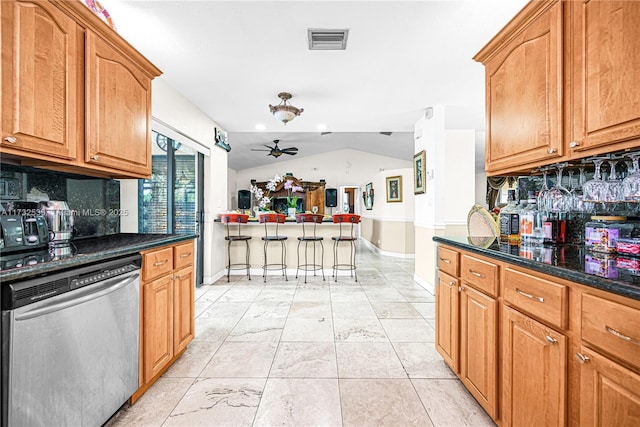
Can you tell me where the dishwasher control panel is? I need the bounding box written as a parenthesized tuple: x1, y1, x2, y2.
(71, 263, 139, 289)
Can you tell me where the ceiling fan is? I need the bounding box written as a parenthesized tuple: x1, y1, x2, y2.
(251, 140, 298, 158)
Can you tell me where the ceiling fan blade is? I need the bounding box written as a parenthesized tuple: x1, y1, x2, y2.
(281, 147, 298, 152)
(320, 132, 332, 136)
(263, 144, 275, 149)
(283, 151, 297, 156)
(379, 131, 393, 136)
(251, 149, 271, 152)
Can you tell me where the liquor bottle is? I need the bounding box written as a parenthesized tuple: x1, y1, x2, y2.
(519, 191, 536, 244)
(499, 190, 520, 244)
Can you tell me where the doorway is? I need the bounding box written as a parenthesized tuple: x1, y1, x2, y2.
(340, 186, 359, 214)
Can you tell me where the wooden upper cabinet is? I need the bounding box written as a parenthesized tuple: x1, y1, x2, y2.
(569, 1, 640, 156)
(85, 30, 152, 177)
(1, 0, 79, 160)
(475, 1, 564, 175)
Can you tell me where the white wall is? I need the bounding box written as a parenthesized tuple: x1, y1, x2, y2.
(232, 149, 411, 197)
(413, 106, 476, 292)
(119, 77, 228, 284)
(360, 167, 415, 222)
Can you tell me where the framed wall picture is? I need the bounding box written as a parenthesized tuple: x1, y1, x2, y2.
(364, 182, 374, 210)
(413, 150, 426, 194)
(386, 176, 402, 202)
(214, 127, 231, 152)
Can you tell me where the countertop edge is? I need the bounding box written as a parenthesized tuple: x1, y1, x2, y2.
(1, 234, 197, 282)
(433, 236, 640, 301)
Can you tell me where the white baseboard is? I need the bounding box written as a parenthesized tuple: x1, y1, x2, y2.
(360, 238, 415, 259)
(414, 273, 434, 294)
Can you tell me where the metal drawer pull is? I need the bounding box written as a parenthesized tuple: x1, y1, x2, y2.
(440, 258, 451, 264)
(605, 326, 640, 346)
(469, 270, 485, 278)
(4, 136, 17, 144)
(153, 259, 169, 267)
(545, 336, 558, 345)
(180, 252, 192, 258)
(448, 281, 456, 286)
(515, 288, 544, 303)
(458, 286, 465, 292)
(575, 353, 590, 364)
(91, 155, 99, 160)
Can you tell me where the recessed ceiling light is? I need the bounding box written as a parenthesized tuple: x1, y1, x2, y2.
(317, 124, 328, 131)
(255, 124, 266, 131)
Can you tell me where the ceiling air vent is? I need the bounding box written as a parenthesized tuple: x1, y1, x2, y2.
(308, 29, 349, 50)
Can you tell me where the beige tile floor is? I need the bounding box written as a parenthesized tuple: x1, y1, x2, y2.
(108, 243, 495, 427)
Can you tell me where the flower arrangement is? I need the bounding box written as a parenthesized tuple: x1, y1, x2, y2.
(250, 174, 282, 209)
(284, 179, 304, 209)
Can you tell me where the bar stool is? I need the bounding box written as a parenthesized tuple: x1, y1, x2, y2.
(220, 213, 252, 282)
(295, 213, 325, 283)
(259, 213, 288, 282)
(331, 214, 361, 282)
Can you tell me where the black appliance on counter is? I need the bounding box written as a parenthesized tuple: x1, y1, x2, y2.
(0, 214, 49, 253)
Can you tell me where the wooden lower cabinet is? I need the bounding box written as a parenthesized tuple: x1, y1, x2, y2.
(134, 240, 195, 402)
(577, 347, 640, 427)
(436, 272, 459, 373)
(143, 274, 174, 383)
(460, 283, 498, 420)
(502, 306, 567, 427)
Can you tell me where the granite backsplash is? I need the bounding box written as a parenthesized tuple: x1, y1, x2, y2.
(0, 164, 120, 238)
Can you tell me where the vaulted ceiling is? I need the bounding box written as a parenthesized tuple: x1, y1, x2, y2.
(105, 0, 528, 171)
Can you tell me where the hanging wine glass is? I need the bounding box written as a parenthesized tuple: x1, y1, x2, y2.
(546, 163, 572, 212)
(537, 168, 551, 212)
(623, 152, 640, 202)
(603, 159, 623, 203)
(583, 157, 607, 202)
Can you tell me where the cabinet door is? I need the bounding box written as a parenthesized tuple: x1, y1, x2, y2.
(482, 1, 563, 174)
(436, 272, 459, 373)
(85, 31, 152, 176)
(173, 266, 194, 355)
(460, 284, 498, 419)
(578, 347, 640, 427)
(503, 306, 567, 427)
(570, 1, 640, 156)
(143, 275, 173, 384)
(1, 0, 79, 160)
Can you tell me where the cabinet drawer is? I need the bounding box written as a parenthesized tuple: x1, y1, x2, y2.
(582, 293, 640, 370)
(142, 247, 174, 281)
(461, 254, 499, 297)
(174, 241, 194, 269)
(503, 267, 568, 330)
(438, 246, 459, 277)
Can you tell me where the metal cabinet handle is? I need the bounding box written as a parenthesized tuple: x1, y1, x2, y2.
(548, 148, 558, 154)
(448, 281, 456, 286)
(440, 258, 451, 264)
(469, 269, 485, 278)
(515, 287, 544, 303)
(569, 141, 580, 148)
(458, 286, 465, 292)
(606, 326, 640, 346)
(153, 259, 169, 267)
(3, 136, 17, 144)
(575, 353, 590, 364)
(180, 252, 192, 258)
(91, 155, 99, 160)
(545, 336, 558, 345)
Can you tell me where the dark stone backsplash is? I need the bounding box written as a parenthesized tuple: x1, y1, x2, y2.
(0, 164, 120, 238)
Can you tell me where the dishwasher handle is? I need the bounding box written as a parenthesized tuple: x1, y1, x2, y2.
(14, 271, 140, 321)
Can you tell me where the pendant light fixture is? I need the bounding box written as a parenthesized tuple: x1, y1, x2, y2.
(269, 92, 303, 125)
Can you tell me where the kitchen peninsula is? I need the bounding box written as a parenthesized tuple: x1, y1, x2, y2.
(219, 215, 357, 276)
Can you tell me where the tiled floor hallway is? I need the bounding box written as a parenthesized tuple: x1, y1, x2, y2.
(109, 242, 494, 426)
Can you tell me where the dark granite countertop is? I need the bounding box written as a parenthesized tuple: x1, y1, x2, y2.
(0, 233, 197, 282)
(433, 235, 640, 301)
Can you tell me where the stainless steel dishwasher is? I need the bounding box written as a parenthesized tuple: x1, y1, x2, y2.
(1, 254, 141, 427)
